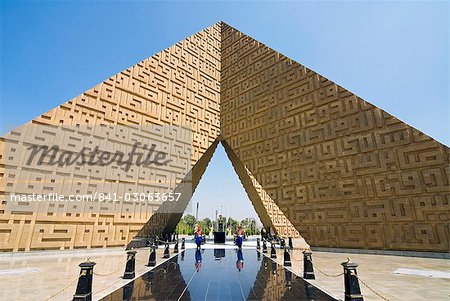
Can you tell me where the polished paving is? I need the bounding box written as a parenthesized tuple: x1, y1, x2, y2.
(259, 244, 450, 301)
(100, 248, 336, 301)
(0, 236, 449, 300)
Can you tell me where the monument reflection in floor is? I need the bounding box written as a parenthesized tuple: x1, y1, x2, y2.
(100, 248, 337, 301)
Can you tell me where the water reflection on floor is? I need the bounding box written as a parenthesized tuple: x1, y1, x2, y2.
(100, 248, 337, 301)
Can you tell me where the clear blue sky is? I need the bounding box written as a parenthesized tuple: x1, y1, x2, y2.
(1, 1, 449, 221)
(185, 144, 260, 222)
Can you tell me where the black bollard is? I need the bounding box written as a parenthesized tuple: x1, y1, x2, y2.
(302, 250, 315, 279)
(256, 238, 260, 249)
(280, 238, 285, 249)
(288, 237, 293, 249)
(270, 242, 277, 259)
(154, 236, 159, 249)
(283, 249, 291, 267)
(257, 251, 261, 261)
(146, 245, 156, 267)
(163, 242, 170, 258)
(181, 238, 185, 250)
(262, 240, 268, 253)
(342, 259, 364, 301)
(73, 261, 96, 301)
(174, 240, 179, 253)
(123, 250, 137, 279)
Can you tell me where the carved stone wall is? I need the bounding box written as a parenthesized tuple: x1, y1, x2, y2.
(248, 171, 300, 238)
(222, 139, 300, 237)
(0, 23, 221, 251)
(1, 21, 448, 253)
(220, 23, 449, 252)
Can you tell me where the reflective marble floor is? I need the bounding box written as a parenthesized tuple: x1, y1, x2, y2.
(100, 248, 336, 301)
(1, 237, 449, 300)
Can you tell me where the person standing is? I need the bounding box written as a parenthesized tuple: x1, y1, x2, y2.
(236, 225, 244, 249)
(261, 227, 267, 241)
(194, 224, 203, 249)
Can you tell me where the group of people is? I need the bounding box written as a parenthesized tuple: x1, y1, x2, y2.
(192, 223, 246, 272)
(193, 223, 245, 248)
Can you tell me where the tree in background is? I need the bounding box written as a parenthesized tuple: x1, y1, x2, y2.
(240, 217, 258, 235)
(176, 219, 187, 235)
(227, 217, 238, 231)
(175, 214, 261, 236)
(174, 214, 196, 235)
(183, 214, 196, 228)
(245, 228, 251, 236)
(198, 218, 212, 236)
(202, 217, 212, 230)
(176, 215, 214, 235)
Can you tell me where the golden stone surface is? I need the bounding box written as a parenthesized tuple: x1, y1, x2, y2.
(1, 22, 448, 253)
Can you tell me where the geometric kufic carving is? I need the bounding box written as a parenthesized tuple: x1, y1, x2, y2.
(1, 21, 448, 254)
(220, 22, 449, 252)
(0, 23, 221, 252)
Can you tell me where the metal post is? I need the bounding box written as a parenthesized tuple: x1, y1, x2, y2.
(342, 260, 364, 301)
(174, 240, 179, 253)
(302, 250, 315, 279)
(123, 250, 137, 279)
(270, 242, 277, 259)
(262, 240, 267, 253)
(288, 237, 293, 249)
(256, 238, 260, 249)
(196, 202, 199, 222)
(181, 237, 185, 250)
(283, 248, 291, 267)
(280, 238, 285, 249)
(146, 245, 156, 267)
(163, 242, 170, 258)
(155, 236, 159, 249)
(73, 261, 96, 301)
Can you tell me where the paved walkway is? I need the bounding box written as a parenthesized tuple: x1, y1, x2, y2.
(269, 247, 450, 301)
(0, 237, 448, 300)
(0, 246, 179, 301)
